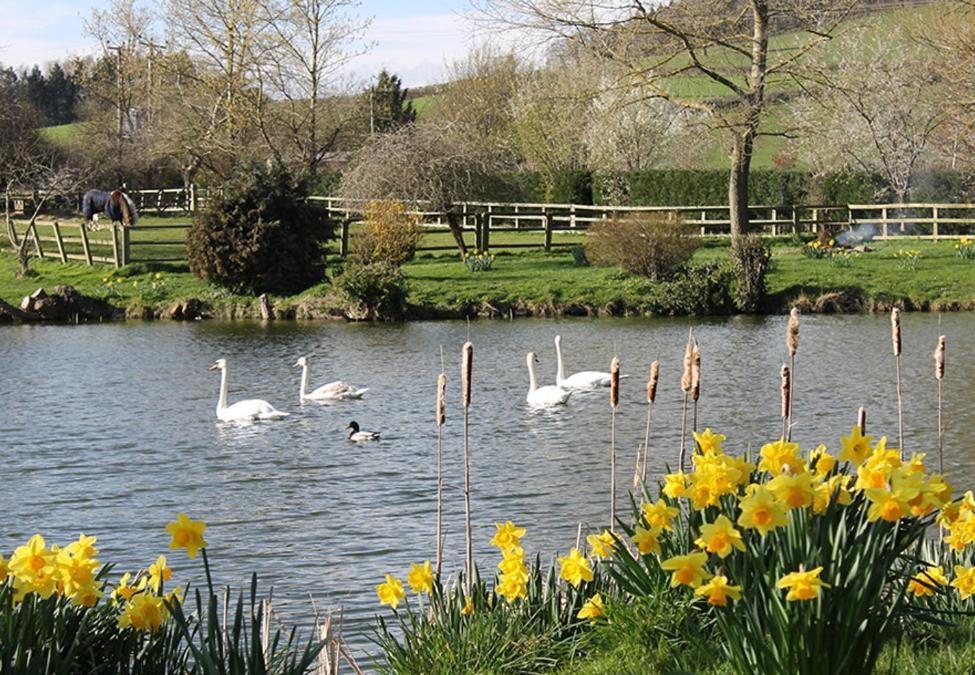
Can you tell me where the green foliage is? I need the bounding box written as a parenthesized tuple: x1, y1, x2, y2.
(366, 69, 417, 133)
(374, 563, 604, 674)
(649, 262, 734, 315)
(333, 261, 408, 320)
(594, 170, 809, 207)
(820, 172, 889, 203)
(730, 234, 772, 312)
(463, 249, 495, 272)
(186, 163, 331, 295)
(550, 171, 594, 205)
(585, 215, 700, 281)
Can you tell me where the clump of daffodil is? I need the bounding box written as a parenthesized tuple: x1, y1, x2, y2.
(558, 548, 593, 587)
(577, 593, 604, 621)
(692, 428, 726, 455)
(9, 534, 58, 601)
(587, 530, 617, 559)
(660, 552, 712, 589)
(952, 566, 975, 599)
(662, 472, 688, 499)
(376, 574, 406, 609)
(118, 593, 168, 632)
(166, 513, 207, 559)
(406, 561, 434, 595)
(147, 555, 172, 593)
(758, 438, 806, 475)
(642, 499, 679, 531)
(777, 566, 830, 601)
(490, 521, 526, 550)
(907, 565, 948, 597)
(694, 515, 746, 558)
(839, 426, 874, 466)
(694, 575, 742, 606)
(737, 484, 789, 536)
(767, 472, 819, 510)
(496, 545, 528, 603)
(631, 524, 663, 555)
(810, 445, 836, 476)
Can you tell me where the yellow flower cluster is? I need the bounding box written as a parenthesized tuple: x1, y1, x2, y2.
(2, 513, 206, 634)
(956, 236, 975, 259)
(492, 521, 528, 603)
(644, 427, 957, 605)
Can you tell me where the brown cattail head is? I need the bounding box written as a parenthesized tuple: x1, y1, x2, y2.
(610, 357, 620, 408)
(461, 341, 473, 408)
(891, 308, 902, 357)
(857, 406, 867, 434)
(690, 346, 701, 402)
(681, 334, 694, 393)
(935, 335, 946, 381)
(780, 364, 791, 419)
(436, 372, 446, 426)
(787, 307, 800, 357)
(647, 360, 660, 403)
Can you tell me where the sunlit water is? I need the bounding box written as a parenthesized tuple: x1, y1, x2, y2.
(3, 315, 975, 663)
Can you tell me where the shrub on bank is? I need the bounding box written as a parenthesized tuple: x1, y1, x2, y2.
(187, 163, 332, 295)
(333, 260, 408, 320)
(352, 200, 422, 266)
(585, 214, 700, 281)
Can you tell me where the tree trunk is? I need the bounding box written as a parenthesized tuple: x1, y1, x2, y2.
(728, 129, 755, 239)
(446, 209, 468, 260)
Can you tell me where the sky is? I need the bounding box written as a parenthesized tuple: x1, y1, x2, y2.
(0, 0, 481, 86)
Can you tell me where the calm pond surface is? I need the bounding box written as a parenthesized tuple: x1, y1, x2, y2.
(3, 314, 975, 660)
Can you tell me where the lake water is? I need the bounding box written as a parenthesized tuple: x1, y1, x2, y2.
(3, 314, 975, 662)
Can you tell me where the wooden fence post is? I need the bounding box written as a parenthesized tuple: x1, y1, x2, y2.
(340, 219, 350, 257)
(882, 207, 889, 239)
(189, 184, 197, 212)
(792, 205, 800, 235)
(544, 210, 553, 252)
(481, 212, 490, 251)
(51, 220, 67, 263)
(110, 224, 122, 268)
(28, 220, 43, 258)
(933, 206, 939, 240)
(78, 223, 93, 266)
(122, 226, 131, 266)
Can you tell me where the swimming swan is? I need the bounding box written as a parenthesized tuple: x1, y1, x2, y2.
(346, 420, 381, 442)
(554, 335, 612, 390)
(526, 352, 572, 407)
(295, 356, 368, 401)
(209, 359, 289, 422)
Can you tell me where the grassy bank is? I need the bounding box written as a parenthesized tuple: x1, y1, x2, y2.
(3, 226, 975, 319)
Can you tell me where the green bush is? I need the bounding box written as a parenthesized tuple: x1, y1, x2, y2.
(550, 170, 593, 204)
(819, 172, 889, 204)
(593, 170, 809, 207)
(186, 163, 331, 295)
(650, 262, 734, 315)
(584, 214, 700, 281)
(333, 261, 407, 320)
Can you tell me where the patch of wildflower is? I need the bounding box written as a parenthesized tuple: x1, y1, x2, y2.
(893, 248, 922, 270)
(463, 248, 495, 272)
(955, 236, 975, 259)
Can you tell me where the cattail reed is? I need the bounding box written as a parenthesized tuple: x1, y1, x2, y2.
(858, 406, 867, 434)
(610, 357, 620, 530)
(690, 344, 701, 432)
(780, 364, 791, 440)
(679, 330, 694, 472)
(891, 308, 904, 450)
(786, 307, 800, 440)
(461, 340, 473, 591)
(435, 370, 446, 577)
(635, 360, 660, 488)
(935, 335, 945, 474)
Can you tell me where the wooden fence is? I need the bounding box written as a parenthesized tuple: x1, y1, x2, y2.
(6, 186, 975, 267)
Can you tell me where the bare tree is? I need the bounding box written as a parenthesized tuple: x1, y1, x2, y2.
(925, 1, 975, 172)
(476, 0, 855, 238)
(340, 122, 516, 258)
(791, 26, 944, 202)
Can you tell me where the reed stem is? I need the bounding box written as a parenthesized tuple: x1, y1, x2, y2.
(892, 308, 905, 450)
(436, 370, 446, 578)
(461, 341, 473, 592)
(781, 364, 791, 440)
(635, 360, 659, 489)
(935, 335, 945, 474)
(786, 307, 800, 440)
(610, 357, 620, 531)
(679, 331, 693, 472)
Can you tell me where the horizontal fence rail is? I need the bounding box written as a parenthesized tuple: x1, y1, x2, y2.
(5, 187, 975, 266)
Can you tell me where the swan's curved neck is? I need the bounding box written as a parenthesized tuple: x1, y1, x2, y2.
(526, 356, 538, 393)
(555, 339, 565, 381)
(299, 363, 310, 398)
(217, 367, 228, 412)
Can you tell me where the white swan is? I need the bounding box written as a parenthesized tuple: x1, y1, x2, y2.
(554, 335, 612, 390)
(346, 421, 381, 442)
(526, 352, 572, 407)
(295, 356, 368, 401)
(209, 359, 290, 422)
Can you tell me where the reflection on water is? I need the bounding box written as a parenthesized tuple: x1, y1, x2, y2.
(3, 314, 975, 660)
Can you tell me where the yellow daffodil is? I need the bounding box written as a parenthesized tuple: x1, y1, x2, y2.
(376, 574, 406, 609)
(907, 565, 948, 597)
(952, 566, 975, 599)
(70, 582, 102, 608)
(778, 566, 830, 601)
(148, 555, 172, 592)
(839, 426, 874, 466)
(693, 429, 726, 455)
(759, 439, 806, 475)
(495, 574, 527, 603)
(768, 472, 818, 509)
(642, 499, 679, 531)
(811, 446, 835, 476)
(406, 561, 434, 594)
(559, 548, 594, 587)
(56, 547, 99, 597)
(0, 554, 8, 584)
(631, 525, 663, 556)
(461, 595, 474, 615)
(118, 593, 168, 632)
(662, 473, 688, 499)
(660, 552, 712, 589)
(490, 521, 526, 550)
(165, 513, 207, 559)
(694, 575, 742, 606)
(737, 485, 789, 535)
(587, 530, 617, 559)
(65, 533, 98, 559)
(9, 534, 55, 579)
(577, 593, 604, 621)
(112, 572, 146, 603)
(694, 515, 746, 558)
